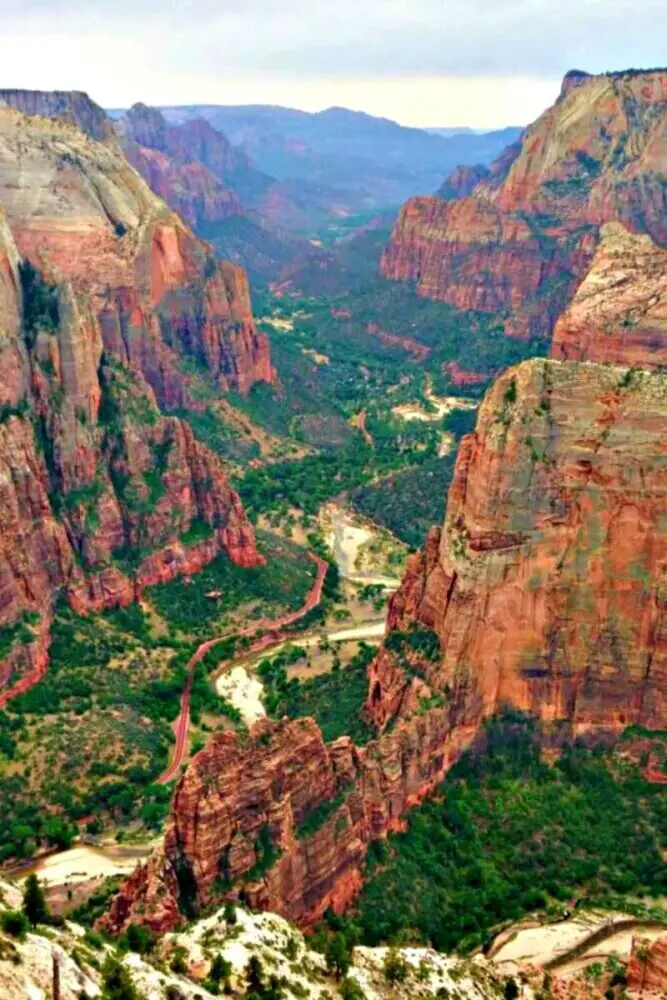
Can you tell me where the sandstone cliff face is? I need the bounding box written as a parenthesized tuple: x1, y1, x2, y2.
(118, 103, 249, 231)
(0, 104, 266, 654)
(383, 69, 667, 338)
(370, 358, 667, 735)
(627, 935, 667, 994)
(103, 709, 479, 934)
(0, 106, 273, 403)
(552, 222, 667, 368)
(0, 88, 116, 144)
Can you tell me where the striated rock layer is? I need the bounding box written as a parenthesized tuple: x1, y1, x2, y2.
(383, 68, 667, 338)
(0, 102, 268, 654)
(103, 712, 478, 934)
(369, 357, 667, 735)
(552, 222, 667, 368)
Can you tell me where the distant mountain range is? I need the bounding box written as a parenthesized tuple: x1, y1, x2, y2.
(149, 104, 522, 209)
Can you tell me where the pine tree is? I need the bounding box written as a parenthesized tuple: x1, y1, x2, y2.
(22, 873, 49, 927)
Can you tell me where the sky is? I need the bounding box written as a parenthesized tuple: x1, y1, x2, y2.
(2, 0, 667, 128)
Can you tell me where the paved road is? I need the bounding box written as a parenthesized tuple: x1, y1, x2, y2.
(157, 555, 328, 784)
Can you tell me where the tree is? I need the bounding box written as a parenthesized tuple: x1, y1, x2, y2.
(326, 932, 351, 979)
(22, 873, 49, 927)
(100, 954, 143, 1000)
(246, 955, 265, 995)
(383, 949, 408, 985)
(210, 953, 232, 986)
(504, 977, 520, 1000)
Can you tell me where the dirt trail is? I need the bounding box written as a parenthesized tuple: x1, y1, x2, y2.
(157, 555, 328, 784)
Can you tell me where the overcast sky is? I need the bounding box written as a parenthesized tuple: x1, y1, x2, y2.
(2, 0, 667, 128)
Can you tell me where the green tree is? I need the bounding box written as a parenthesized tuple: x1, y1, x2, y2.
(504, 977, 520, 1000)
(383, 949, 408, 985)
(22, 873, 49, 927)
(326, 932, 351, 979)
(101, 954, 143, 1000)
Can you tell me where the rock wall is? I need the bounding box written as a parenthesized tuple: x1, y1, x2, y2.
(103, 709, 479, 934)
(382, 69, 667, 338)
(369, 357, 667, 735)
(552, 222, 667, 368)
(0, 103, 268, 657)
(628, 935, 667, 994)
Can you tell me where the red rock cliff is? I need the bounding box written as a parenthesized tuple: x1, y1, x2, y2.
(102, 709, 478, 934)
(382, 69, 667, 338)
(552, 222, 667, 368)
(0, 104, 267, 676)
(369, 357, 667, 735)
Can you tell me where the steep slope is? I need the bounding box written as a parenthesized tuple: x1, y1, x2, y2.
(383, 68, 667, 338)
(116, 103, 314, 281)
(0, 103, 271, 685)
(552, 221, 667, 367)
(0, 87, 115, 143)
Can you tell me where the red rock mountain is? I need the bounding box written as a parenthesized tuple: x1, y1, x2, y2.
(0, 101, 273, 684)
(382, 68, 667, 338)
(105, 212, 667, 934)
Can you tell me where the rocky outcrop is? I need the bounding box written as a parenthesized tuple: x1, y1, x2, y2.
(383, 68, 667, 338)
(0, 105, 274, 403)
(0, 103, 267, 665)
(627, 935, 667, 994)
(103, 709, 478, 934)
(552, 223, 667, 368)
(369, 357, 667, 735)
(118, 103, 249, 231)
(437, 164, 489, 201)
(0, 88, 115, 143)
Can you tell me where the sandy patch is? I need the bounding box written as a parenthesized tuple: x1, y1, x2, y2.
(302, 347, 330, 365)
(328, 622, 387, 642)
(492, 911, 667, 973)
(264, 316, 294, 331)
(321, 504, 403, 589)
(216, 666, 266, 725)
(21, 846, 147, 888)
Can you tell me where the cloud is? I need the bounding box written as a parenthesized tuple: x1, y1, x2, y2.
(1, 0, 666, 124)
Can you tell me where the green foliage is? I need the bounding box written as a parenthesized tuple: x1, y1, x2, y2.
(0, 611, 39, 660)
(19, 260, 60, 346)
(326, 932, 351, 979)
(258, 643, 375, 744)
(175, 408, 260, 463)
(22, 873, 49, 927)
(0, 396, 29, 424)
(383, 949, 408, 984)
(146, 532, 316, 638)
(121, 923, 155, 955)
(0, 909, 29, 940)
(297, 787, 350, 840)
(101, 954, 144, 1000)
(349, 719, 667, 952)
(247, 824, 282, 881)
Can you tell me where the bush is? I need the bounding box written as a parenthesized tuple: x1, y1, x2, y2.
(0, 909, 29, 939)
(383, 949, 408, 984)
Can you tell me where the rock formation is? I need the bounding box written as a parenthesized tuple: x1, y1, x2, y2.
(383, 68, 667, 338)
(369, 357, 667, 735)
(552, 222, 667, 368)
(103, 709, 478, 933)
(0, 88, 116, 143)
(627, 935, 667, 994)
(0, 101, 270, 669)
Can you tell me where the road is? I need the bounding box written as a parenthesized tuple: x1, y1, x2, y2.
(157, 555, 328, 784)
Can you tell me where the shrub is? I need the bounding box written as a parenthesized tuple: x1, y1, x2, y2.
(0, 909, 29, 939)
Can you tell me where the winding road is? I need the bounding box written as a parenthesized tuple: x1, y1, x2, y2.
(157, 555, 328, 784)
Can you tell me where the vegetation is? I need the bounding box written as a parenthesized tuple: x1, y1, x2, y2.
(258, 642, 375, 744)
(22, 873, 49, 927)
(146, 532, 317, 637)
(344, 717, 667, 953)
(19, 259, 60, 347)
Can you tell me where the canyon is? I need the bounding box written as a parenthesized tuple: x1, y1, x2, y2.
(382, 68, 667, 339)
(104, 212, 667, 936)
(0, 98, 274, 684)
